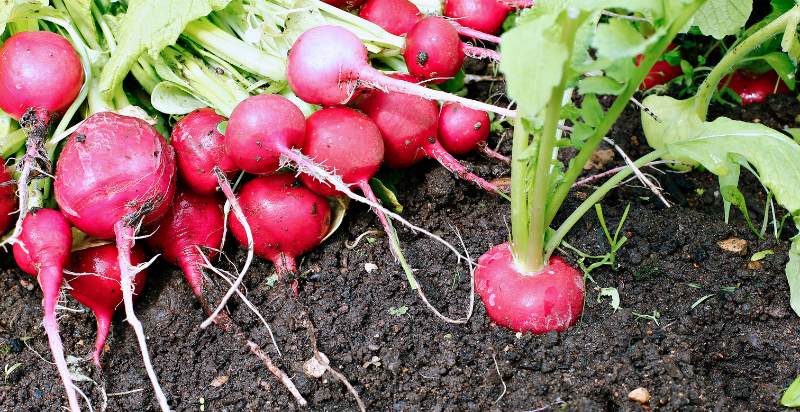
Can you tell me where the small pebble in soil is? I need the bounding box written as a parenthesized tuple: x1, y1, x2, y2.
(717, 238, 748, 256)
(628, 387, 651, 404)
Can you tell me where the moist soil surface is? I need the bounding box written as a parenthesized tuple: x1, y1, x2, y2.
(1, 89, 800, 411)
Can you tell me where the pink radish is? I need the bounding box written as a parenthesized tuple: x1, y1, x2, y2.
(358, 0, 501, 43)
(0, 162, 17, 233)
(322, 0, 367, 10)
(300, 107, 384, 198)
(0, 31, 84, 249)
(170, 108, 256, 328)
(66, 244, 148, 366)
(474, 243, 584, 333)
(12, 209, 80, 411)
(54, 111, 175, 410)
(438, 102, 509, 162)
(146, 190, 223, 300)
(171, 108, 238, 195)
(443, 0, 511, 35)
(229, 173, 332, 293)
(286, 25, 514, 117)
(356, 77, 502, 193)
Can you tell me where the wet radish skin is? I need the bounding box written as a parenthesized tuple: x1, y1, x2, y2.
(475, 243, 585, 333)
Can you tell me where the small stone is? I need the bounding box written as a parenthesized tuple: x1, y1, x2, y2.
(628, 387, 651, 404)
(585, 149, 615, 170)
(717, 238, 748, 256)
(303, 352, 330, 378)
(362, 356, 382, 369)
(364, 263, 378, 273)
(747, 260, 763, 270)
(19, 279, 34, 291)
(210, 375, 229, 387)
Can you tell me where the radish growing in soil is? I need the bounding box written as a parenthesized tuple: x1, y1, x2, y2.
(0, 31, 83, 248)
(723, 70, 790, 105)
(54, 111, 175, 411)
(636, 44, 682, 90)
(170, 108, 255, 325)
(438, 102, 509, 162)
(286, 25, 515, 117)
(229, 173, 332, 293)
(359, 0, 502, 44)
(67, 244, 148, 366)
(12, 209, 80, 411)
(356, 78, 503, 193)
(477, 2, 703, 333)
(443, 0, 511, 35)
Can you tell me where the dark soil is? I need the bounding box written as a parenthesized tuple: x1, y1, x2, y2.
(2, 90, 800, 411)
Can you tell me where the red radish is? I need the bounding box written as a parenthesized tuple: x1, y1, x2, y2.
(723, 70, 790, 105)
(54, 111, 175, 411)
(0, 32, 83, 121)
(322, 0, 367, 10)
(146, 190, 223, 300)
(356, 78, 503, 193)
(300, 107, 384, 198)
(359, 0, 501, 43)
(67, 244, 148, 366)
(171, 108, 238, 195)
(170, 108, 256, 328)
(443, 0, 511, 35)
(636, 45, 682, 90)
(474, 243, 584, 333)
(225, 94, 306, 174)
(438, 102, 509, 162)
(229, 174, 331, 292)
(12, 209, 80, 411)
(286, 25, 515, 117)
(0, 162, 17, 233)
(0, 31, 84, 249)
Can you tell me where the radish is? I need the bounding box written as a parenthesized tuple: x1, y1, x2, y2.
(229, 173, 332, 293)
(475, 244, 584, 333)
(723, 70, 790, 105)
(359, 0, 501, 43)
(636, 44, 682, 90)
(0, 162, 17, 233)
(443, 0, 511, 35)
(286, 25, 514, 117)
(322, 0, 367, 10)
(11, 209, 80, 411)
(438, 102, 509, 162)
(54, 111, 175, 411)
(171, 108, 238, 195)
(300, 107, 385, 198)
(0, 31, 84, 248)
(66, 244, 148, 366)
(146, 190, 223, 301)
(356, 78, 503, 193)
(170, 108, 255, 328)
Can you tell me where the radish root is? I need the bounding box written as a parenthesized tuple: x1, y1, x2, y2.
(202, 167, 254, 329)
(114, 221, 170, 412)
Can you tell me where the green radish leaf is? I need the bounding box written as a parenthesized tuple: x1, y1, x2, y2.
(592, 18, 649, 60)
(98, 0, 233, 109)
(782, 375, 800, 407)
(787, 233, 800, 317)
(759, 51, 797, 89)
(59, 0, 98, 47)
(369, 178, 403, 213)
(580, 95, 604, 127)
(641, 95, 703, 167)
(719, 185, 759, 235)
(500, 11, 567, 118)
(0, 0, 47, 34)
(751, 249, 775, 261)
(693, 0, 753, 39)
(570, 123, 595, 149)
(785, 127, 800, 143)
(578, 76, 626, 95)
(150, 82, 206, 115)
